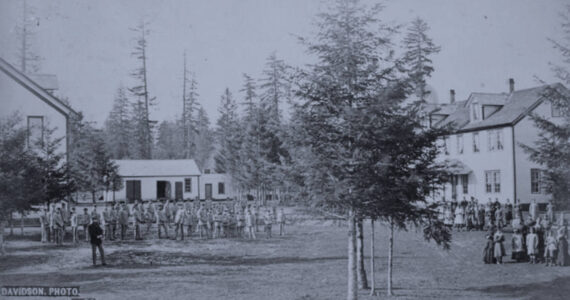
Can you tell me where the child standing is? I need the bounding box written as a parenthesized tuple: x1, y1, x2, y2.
(527, 227, 539, 264)
(511, 228, 525, 262)
(493, 228, 505, 264)
(545, 230, 558, 266)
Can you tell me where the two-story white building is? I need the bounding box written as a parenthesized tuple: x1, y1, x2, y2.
(428, 80, 567, 207)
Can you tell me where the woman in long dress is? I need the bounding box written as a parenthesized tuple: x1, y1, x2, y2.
(483, 234, 495, 264)
(454, 204, 465, 231)
(557, 227, 569, 266)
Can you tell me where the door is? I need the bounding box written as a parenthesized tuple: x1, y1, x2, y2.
(175, 182, 183, 200)
(205, 184, 212, 200)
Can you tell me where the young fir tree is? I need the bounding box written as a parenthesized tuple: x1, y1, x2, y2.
(401, 17, 441, 102)
(294, 1, 451, 298)
(521, 5, 570, 209)
(128, 20, 156, 159)
(181, 52, 200, 159)
(104, 86, 132, 159)
(154, 120, 185, 159)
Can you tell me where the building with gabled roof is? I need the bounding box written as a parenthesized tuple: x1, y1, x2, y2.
(0, 57, 78, 161)
(427, 79, 568, 207)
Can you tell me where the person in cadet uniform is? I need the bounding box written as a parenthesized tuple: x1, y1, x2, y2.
(277, 207, 286, 236)
(70, 208, 78, 244)
(184, 201, 194, 239)
(264, 209, 273, 239)
(119, 203, 130, 240)
(102, 206, 112, 240)
(110, 204, 119, 240)
(246, 208, 256, 239)
(158, 204, 169, 239)
(39, 207, 48, 243)
(54, 207, 64, 245)
(174, 202, 185, 240)
(145, 201, 156, 234)
(88, 216, 106, 266)
(61, 203, 70, 242)
(81, 208, 90, 242)
(197, 204, 206, 239)
(134, 203, 144, 240)
(213, 208, 223, 239)
(236, 208, 245, 238)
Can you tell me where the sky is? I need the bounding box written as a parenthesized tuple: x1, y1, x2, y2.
(0, 0, 567, 126)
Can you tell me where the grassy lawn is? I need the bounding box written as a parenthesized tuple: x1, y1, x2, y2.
(2, 219, 570, 300)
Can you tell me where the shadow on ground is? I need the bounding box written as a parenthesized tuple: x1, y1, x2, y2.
(467, 275, 570, 300)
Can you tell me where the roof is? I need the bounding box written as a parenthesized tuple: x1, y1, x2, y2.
(429, 83, 568, 132)
(28, 74, 59, 91)
(0, 57, 77, 117)
(113, 159, 201, 177)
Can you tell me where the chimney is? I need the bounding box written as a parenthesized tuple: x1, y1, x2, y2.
(450, 89, 456, 104)
(509, 78, 515, 93)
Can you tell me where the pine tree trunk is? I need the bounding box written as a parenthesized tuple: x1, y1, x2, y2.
(357, 218, 368, 289)
(370, 219, 376, 296)
(347, 210, 358, 300)
(387, 218, 394, 296)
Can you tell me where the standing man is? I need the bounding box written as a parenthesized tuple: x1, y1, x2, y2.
(119, 203, 129, 240)
(53, 207, 64, 245)
(158, 204, 169, 239)
(174, 203, 185, 240)
(277, 208, 286, 236)
(88, 216, 106, 266)
(134, 204, 144, 240)
(264, 209, 273, 239)
(102, 206, 112, 240)
(81, 208, 90, 242)
(110, 204, 119, 240)
(39, 207, 48, 243)
(70, 208, 78, 244)
(245, 208, 256, 239)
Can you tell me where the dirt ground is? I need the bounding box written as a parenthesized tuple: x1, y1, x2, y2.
(2, 220, 570, 300)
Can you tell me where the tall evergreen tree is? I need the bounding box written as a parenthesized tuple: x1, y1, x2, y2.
(215, 88, 241, 176)
(104, 86, 132, 159)
(129, 20, 156, 159)
(401, 17, 441, 102)
(194, 106, 214, 170)
(181, 52, 200, 159)
(154, 120, 185, 159)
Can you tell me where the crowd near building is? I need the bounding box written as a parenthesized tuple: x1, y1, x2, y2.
(424, 79, 568, 209)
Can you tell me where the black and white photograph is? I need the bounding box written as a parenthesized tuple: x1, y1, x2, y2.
(0, 0, 569, 299)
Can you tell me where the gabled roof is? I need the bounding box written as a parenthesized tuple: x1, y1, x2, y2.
(465, 92, 507, 106)
(0, 57, 77, 117)
(429, 83, 568, 132)
(114, 159, 201, 177)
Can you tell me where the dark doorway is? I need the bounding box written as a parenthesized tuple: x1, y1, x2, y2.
(157, 181, 172, 199)
(205, 183, 212, 200)
(175, 182, 183, 200)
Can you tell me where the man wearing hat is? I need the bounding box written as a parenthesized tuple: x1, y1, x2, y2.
(88, 216, 106, 266)
(119, 203, 130, 240)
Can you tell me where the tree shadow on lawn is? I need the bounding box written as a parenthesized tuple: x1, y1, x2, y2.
(0, 254, 49, 272)
(467, 275, 570, 300)
(106, 250, 348, 268)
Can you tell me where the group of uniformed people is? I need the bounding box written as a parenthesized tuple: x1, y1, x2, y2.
(38, 199, 287, 244)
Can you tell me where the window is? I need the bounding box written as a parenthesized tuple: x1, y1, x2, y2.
(27, 116, 44, 148)
(552, 102, 567, 117)
(204, 169, 211, 174)
(456, 134, 464, 154)
(443, 137, 449, 155)
(218, 182, 225, 194)
(487, 129, 503, 151)
(485, 170, 501, 193)
(451, 175, 457, 200)
(184, 178, 192, 193)
(126, 180, 141, 203)
(461, 174, 468, 194)
(531, 169, 545, 194)
(472, 132, 480, 153)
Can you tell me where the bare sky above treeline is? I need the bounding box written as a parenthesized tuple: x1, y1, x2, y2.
(0, 0, 566, 126)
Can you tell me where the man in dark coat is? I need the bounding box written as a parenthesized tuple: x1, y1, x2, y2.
(88, 216, 106, 266)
